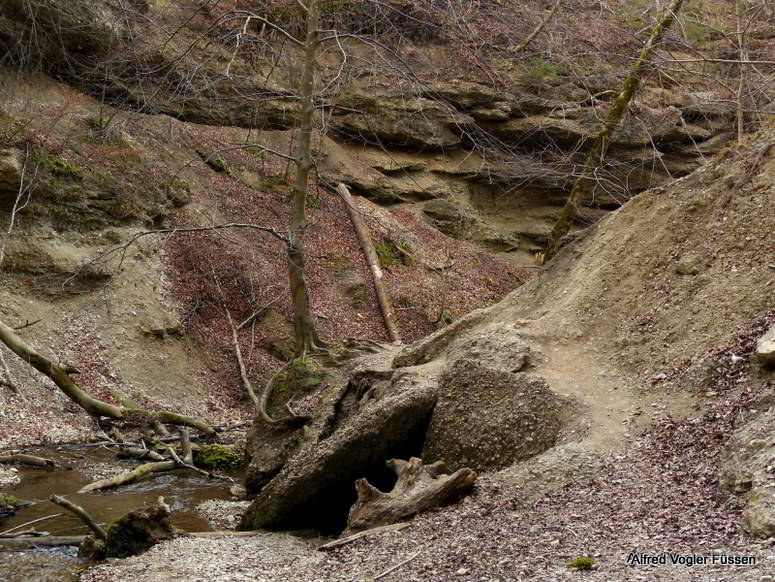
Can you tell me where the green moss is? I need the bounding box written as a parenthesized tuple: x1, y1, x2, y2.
(0, 494, 20, 506)
(197, 149, 228, 173)
(39, 156, 83, 180)
(290, 359, 325, 390)
(568, 557, 596, 570)
(521, 58, 566, 81)
(192, 444, 243, 469)
(374, 239, 409, 268)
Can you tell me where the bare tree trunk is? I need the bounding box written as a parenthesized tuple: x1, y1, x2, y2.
(288, 0, 325, 357)
(225, 308, 260, 408)
(512, 0, 562, 53)
(0, 318, 215, 434)
(543, 0, 685, 262)
(337, 184, 401, 344)
(736, 0, 748, 144)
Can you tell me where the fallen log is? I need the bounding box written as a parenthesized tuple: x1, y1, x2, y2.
(337, 183, 401, 343)
(79, 429, 229, 492)
(116, 447, 166, 462)
(0, 318, 215, 435)
(50, 495, 107, 541)
(0, 453, 57, 467)
(344, 457, 476, 535)
(79, 460, 177, 493)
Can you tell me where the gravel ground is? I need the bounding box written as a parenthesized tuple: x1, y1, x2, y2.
(196, 500, 252, 530)
(0, 464, 20, 488)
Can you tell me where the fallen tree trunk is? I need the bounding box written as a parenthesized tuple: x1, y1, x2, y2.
(0, 318, 215, 435)
(345, 457, 476, 535)
(116, 447, 166, 462)
(79, 429, 228, 492)
(337, 183, 401, 344)
(50, 495, 107, 541)
(79, 460, 177, 493)
(0, 454, 57, 467)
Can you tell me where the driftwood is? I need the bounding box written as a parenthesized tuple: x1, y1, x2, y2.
(318, 522, 409, 551)
(50, 495, 107, 540)
(337, 183, 401, 344)
(0, 318, 214, 435)
(345, 457, 476, 535)
(0, 513, 61, 537)
(79, 460, 178, 493)
(0, 453, 57, 467)
(116, 446, 166, 462)
(79, 429, 229, 492)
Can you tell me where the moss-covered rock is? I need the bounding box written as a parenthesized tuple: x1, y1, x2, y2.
(0, 494, 33, 517)
(12, 149, 190, 232)
(192, 444, 243, 469)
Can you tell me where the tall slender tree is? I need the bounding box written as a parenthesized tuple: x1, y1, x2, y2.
(543, 0, 685, 262)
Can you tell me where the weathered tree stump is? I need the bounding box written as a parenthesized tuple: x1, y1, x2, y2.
(344, 457, 476, 535)
(78, 496, 174, 559)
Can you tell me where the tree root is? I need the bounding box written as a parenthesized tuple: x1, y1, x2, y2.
(345, 457, 476, 535)
(0, 318, 215, 435)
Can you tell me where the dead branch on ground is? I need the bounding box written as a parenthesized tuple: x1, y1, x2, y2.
(49, 495, 107, 541)
(337, 183, 401, 343)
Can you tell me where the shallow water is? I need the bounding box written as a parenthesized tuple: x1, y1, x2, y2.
(0, 445, 242, 581)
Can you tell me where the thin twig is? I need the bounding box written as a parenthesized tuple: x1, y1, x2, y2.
(0, 514, 62, 537)
(374, 551, 421, 580)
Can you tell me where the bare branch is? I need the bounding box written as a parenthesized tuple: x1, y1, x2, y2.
(228, 10, 304, 47)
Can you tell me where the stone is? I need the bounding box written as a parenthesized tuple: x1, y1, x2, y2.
(423, 199, 475, 237)
(332, 92, 474, 150)
(742, 493, 775, 538)
(239, 372, 438, 531)
(719, 407, 775, 538)
(422, 359, 570, 472)
(0, 148, 22, 196)
(470, 102, 512, 121)
(756, 325, 775, 367)
(423, 79, 502, 109)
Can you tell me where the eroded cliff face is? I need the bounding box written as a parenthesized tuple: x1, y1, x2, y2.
(3, 1, 767, 266)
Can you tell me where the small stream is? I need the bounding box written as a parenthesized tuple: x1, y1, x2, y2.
(0, 445, 243, 582)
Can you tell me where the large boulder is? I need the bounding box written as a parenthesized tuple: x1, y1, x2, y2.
(756, 325, 775, 367)
(423, 359, 570, 471)
(0, 148, 22, 197)
(719, 404, 775, 538)
(239, 369, 438, 532)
